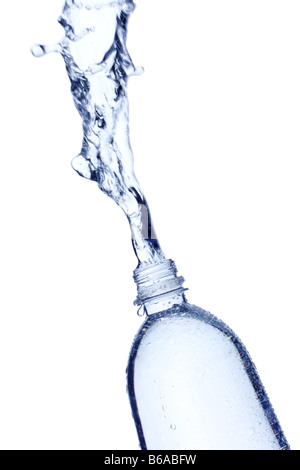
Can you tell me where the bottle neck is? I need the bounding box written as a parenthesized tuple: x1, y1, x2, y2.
(133, 259, 188, 315)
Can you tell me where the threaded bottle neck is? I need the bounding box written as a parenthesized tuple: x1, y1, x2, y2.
(133, 259, 188, 315)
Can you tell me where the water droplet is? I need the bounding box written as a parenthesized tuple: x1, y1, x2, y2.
(170, 424, 176, 430)
(31, 43, 61, 58)
(31, 44, 46, 58)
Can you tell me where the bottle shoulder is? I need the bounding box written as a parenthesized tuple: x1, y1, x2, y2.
(132, 302, 236, 343)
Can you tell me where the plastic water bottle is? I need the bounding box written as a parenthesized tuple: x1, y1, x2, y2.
(127, 259, 289, 450)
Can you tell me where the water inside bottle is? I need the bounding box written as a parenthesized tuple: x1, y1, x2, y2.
(129, 307, 287, 450)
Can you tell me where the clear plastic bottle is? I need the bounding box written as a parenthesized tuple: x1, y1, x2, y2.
(127, 259, 289, 450)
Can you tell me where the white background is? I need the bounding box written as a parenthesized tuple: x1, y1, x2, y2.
(0, 0, 299, 450)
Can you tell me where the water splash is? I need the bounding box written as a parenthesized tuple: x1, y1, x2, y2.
(31, 0, 165, 266)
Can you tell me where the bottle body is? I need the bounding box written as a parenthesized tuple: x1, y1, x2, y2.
(127, 302, 289, 450)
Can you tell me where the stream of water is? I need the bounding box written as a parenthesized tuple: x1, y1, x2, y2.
(32, 0, 165, 266)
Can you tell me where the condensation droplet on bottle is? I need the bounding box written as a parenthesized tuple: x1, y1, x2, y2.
(170, 424, 176, 430)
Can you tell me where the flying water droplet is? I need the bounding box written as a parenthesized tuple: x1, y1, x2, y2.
(31, 43, 61, 58)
